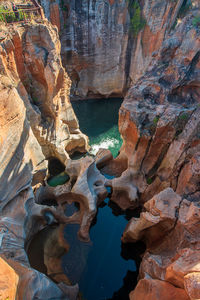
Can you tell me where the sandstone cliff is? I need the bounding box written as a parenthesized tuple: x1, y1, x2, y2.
(0, 18, 88, 299)
(112, 2, 200, 299)
(1, 1, 200, 300)
(0, 21, 88, 163)
(42, 0, 184, 98)
(117, 4, 200, 205)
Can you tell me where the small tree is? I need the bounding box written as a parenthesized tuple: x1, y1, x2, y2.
(129, 0, 146, 36)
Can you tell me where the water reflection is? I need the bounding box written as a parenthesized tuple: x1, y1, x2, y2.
(62, 199, 144, 300)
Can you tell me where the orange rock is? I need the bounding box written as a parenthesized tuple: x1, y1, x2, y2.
(0, 257, 19, 300)
(130, 279, 190, 300)
(108, 0, 115, 5)
(176, 154, 200, 196)
(184, 272, 200, 299)
(119, 108, 139, 159)
(50, 3, 61, 32)
(165, 249, 200, 288)
(122, 188, 181, 244)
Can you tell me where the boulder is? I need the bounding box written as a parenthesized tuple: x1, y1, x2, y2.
(130, 278, 190, 300)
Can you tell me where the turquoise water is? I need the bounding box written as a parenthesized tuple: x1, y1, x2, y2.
(71, 98, 123, 158)
(47, 172, 70, 187)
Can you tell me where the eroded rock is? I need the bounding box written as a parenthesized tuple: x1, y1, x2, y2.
(110, 7, 200, 210)
(123, 188, 200, 299)
(130, 278, 190, 300)
(0, 19, 89, 300)
(37, 156, 108, 242)
(0, 22, 88, 164)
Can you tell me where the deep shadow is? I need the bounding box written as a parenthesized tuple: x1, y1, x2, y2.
(108, 199, 142, 221)
(48, 157, 66, 176)
(107, 270, 138, 300)
(107, 241, 146, 300)
(0, 117, 33, 205)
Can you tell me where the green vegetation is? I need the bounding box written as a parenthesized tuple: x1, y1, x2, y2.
(32, 96, 38, 104)
(147, 177, 153, 185)
(192, 16, 200, 28)
(0, 6, 30, 23)
(128, 0, 146, 36)
(47, 172, 70, 187)
(178, 112, 189, 121)
(153, 116, 160, 125)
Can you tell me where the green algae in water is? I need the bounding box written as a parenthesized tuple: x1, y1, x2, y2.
(47, 172, 70, 187)
(71, 98, 123, 158)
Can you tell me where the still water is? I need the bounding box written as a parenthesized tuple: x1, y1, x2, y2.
(71, 98, 123, 157)
(62, 200, 140, 300)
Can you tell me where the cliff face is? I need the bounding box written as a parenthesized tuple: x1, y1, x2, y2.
(0, 22, 88, 163)
(0, 20, 88, 299)
(118, 8, 200, 203)
(42, 0, 183, 98)
(1, 1, 200, 300)
(114, 3, 200, 299)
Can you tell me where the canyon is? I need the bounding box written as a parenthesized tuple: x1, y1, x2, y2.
(0, 0, 200, 300)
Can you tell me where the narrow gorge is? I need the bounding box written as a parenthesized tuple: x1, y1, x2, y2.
(0, 0, 200, 300)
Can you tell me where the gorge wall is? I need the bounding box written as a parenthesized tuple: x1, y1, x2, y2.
(41, 0, 184, 98)
(108, 2, 200, 299)
(0, 17, 88, 299)
(1, 0, 200, 299)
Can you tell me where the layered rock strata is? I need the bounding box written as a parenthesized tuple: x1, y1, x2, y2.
(0, 19, 88, 299)
(111, 7, 200, 208)
(0, 22, 88, 163)
(113, 4, 200, 300)
(41, 0, 183, 98)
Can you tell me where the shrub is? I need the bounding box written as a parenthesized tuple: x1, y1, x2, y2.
(192, 16, 200, 28)
(153, 116, 160, 125)
(147, 177, 153, 185)
(129, 0, 146, 36)
(178, 113, 189, 121)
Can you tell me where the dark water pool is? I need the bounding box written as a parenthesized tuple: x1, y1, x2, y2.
(62, 190, 143, 300)
(71, 98, 123, 158)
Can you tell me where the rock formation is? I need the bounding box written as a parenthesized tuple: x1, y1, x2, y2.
(111, 4, 200, 208)
(114, 2, 200, 299)
(1, 0, 200, 299)
(41, 0, 184, 98)
(123, 188, 200, 300)
(0, 21, 88, 163)
(36, 155, 108, 242)
(0, 16, 88, 299)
